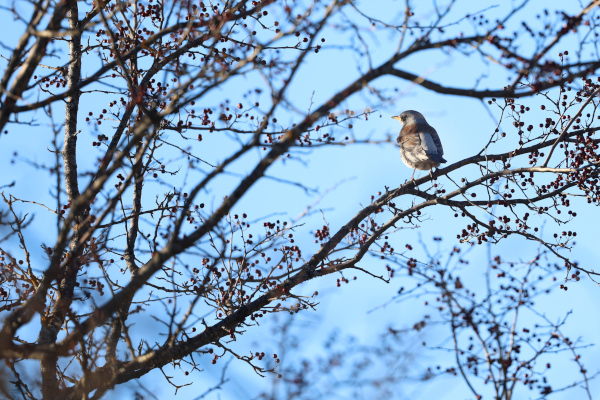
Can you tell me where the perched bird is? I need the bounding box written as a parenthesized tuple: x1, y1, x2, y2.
(392, 110, 446, 180)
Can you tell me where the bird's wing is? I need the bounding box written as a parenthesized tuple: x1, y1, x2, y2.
(429, 126, 444, 156)
(399, 123, 446, 164)
(399, 125, 433, 164)
(418, 124, 444, 156)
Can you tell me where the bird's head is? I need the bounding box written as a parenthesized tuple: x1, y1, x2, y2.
(392, 110, 426, 126)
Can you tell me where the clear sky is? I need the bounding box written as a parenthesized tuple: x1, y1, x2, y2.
(1, 0, 599, 399)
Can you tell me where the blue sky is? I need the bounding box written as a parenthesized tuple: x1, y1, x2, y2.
(1, 0, 600, 399)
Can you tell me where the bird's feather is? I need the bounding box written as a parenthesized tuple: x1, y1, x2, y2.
(397, 120, 446, 169)
(395, 111, 447, 171)
(419, 132, 438, 154)
(423, 124, 444, 156)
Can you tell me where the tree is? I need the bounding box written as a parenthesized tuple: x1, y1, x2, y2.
(1, 0, 599, 398)
(255, 244, 598, 400)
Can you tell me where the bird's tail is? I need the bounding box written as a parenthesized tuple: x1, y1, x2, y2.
(429, 154, 447, 163)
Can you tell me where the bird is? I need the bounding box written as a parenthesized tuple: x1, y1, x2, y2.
(392, 110, 446, 181)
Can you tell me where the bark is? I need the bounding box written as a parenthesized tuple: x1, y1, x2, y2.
(39, 1, 85, 397)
